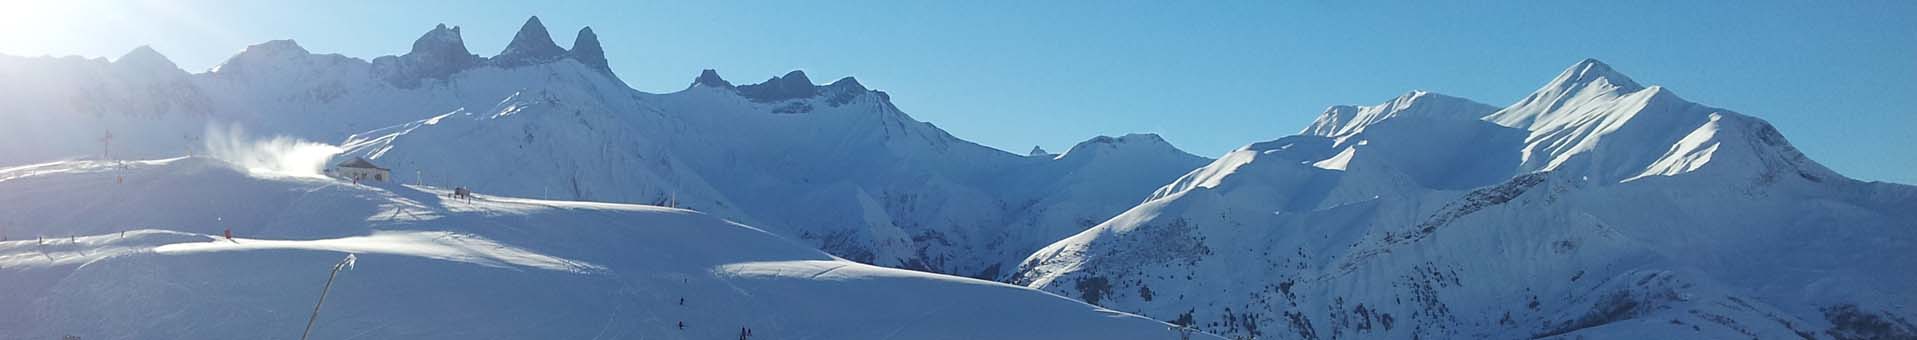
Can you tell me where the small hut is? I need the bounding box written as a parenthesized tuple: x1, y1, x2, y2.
(336, 157, 391, 182)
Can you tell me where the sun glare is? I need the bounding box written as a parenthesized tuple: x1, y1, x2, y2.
(0, 1, 62, 54)
(0, 0, 215, 61)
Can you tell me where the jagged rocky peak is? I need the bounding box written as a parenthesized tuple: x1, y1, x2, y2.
(569, 26, 611, 73)
(369, 23, 484, 88)
(493, 16, 568, 66)
(404, 23, 480, 69)
(1029, 146, 1052, 157)
(775, 70, 813, 86)
(737, 70, 822, 102)
(409, 24, 475, 60)
(691, 69, 733, 88)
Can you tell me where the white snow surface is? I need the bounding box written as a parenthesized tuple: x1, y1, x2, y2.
(0, 157, 1206, 339)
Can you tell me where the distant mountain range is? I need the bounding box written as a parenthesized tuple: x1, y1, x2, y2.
(1013, 59, 1916, 339)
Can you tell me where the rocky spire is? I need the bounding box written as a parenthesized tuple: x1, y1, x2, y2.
(494, 16, 567, 67)
(570, 26, 611, 73)
(405, 24, 480, 74)
(409, 24, 475, 61)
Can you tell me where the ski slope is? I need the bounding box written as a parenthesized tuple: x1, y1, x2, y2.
(0, 157, 1207, 340)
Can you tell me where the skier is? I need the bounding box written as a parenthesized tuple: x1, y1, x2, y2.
(223, 228, 232, 241)
(679, 297, 685, 306)
(677, 321, 684, 330)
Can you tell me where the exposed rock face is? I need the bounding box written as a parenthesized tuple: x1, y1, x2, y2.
(374, 24, 482, 88)
(570, 27, 611, 74)
(737, 70, 820, 102)
(492, 16, 568, 67)
(692, 69, 733, 88)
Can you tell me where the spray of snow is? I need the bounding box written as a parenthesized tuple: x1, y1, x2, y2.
(203, 123, 342, 178)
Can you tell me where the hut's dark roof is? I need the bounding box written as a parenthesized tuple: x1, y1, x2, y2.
(337, 157, 389, 170)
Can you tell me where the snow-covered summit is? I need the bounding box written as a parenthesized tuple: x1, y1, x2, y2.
(1057, 133, 1188, 161)
(113, 45, 178, 72)
(1485, 59, 1836, 183)
(210, 39, 324, 74)
(1486, 58, 1644, 129)
(1303, 90, 1500, 137)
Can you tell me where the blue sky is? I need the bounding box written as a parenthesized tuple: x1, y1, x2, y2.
(2, 1, 1911, 183)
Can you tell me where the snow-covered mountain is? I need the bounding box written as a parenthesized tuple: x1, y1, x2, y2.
(1012, 59, 1917, 339)
(0, 157, 1210, 340)
(7, 15, 1910, 340)
(0, 17, 1212, 279)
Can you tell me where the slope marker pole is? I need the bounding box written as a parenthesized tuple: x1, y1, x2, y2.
(301, 254, 357, 340)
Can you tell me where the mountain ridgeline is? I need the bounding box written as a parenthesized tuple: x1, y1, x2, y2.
(0, 16, 1211, 280)
(1012, 59, 1916, 339)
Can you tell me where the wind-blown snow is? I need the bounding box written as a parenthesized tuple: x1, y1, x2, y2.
(201, 123, 342, 178)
